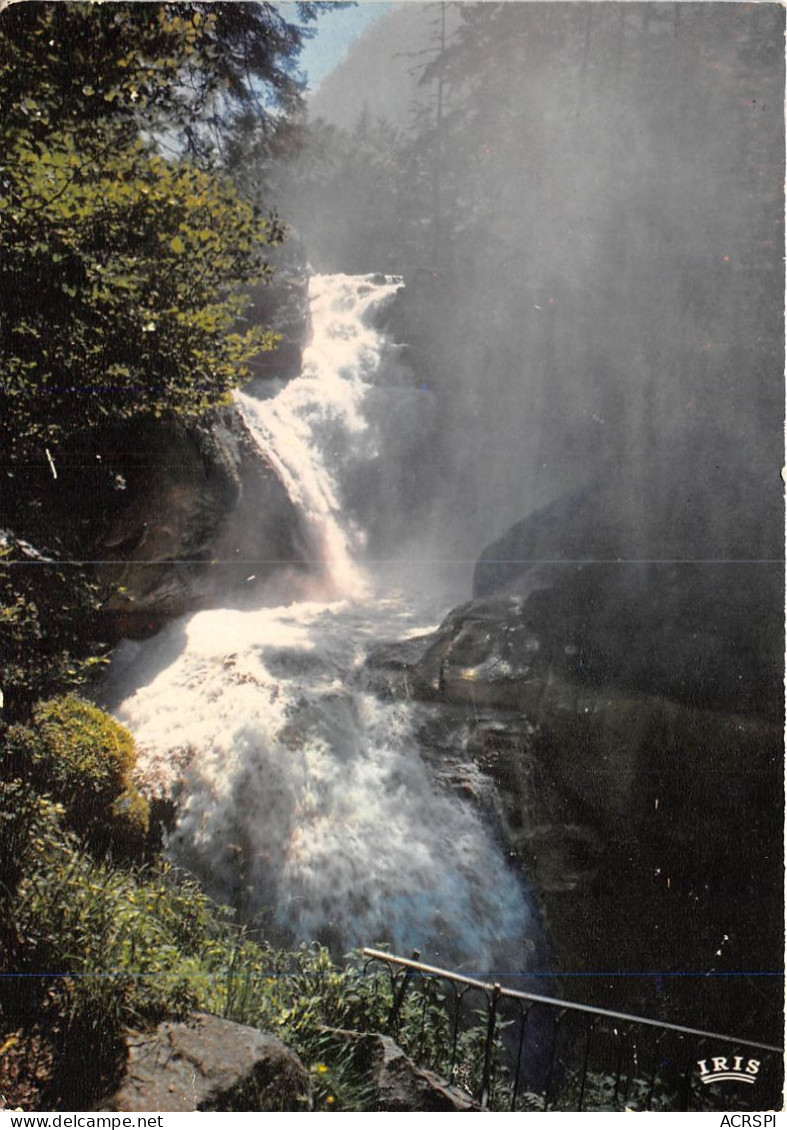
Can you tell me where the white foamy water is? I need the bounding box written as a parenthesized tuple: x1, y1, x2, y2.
(102, 274, 538, 971)
(235, 273, 404, 599)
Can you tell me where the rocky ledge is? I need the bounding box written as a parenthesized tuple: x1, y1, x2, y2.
(96, 1014, 310, 1112)
(365, 493, 783, 1038)
(93, 405, 306, 638)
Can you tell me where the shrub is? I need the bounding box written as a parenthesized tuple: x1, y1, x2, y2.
(2, 839, 265, 1105)
(0, 535, 103, 722)
(4, 696, 149, 857)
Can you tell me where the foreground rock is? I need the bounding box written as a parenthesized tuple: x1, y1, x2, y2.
(320, 1029, 478, 1111)
(97, 1014, 310, 1112)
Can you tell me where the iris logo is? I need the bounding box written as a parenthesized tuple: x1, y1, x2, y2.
(696, 1055, 761, 1085)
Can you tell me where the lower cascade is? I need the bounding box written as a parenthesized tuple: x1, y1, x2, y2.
(101, 273, 541, 973)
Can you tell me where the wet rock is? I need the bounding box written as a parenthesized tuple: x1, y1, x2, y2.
(366, 594, 781, 868)
(97, 1014, 311, 1112)
(94, 406, 305, 637)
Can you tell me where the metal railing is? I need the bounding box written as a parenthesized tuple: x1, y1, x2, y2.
(362, 948, 784, 1112)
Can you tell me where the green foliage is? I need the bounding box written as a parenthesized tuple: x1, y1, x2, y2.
(1, 122, 281, 454)
(0, 813, 392, 1108)
(0, 2, 335, 462)
(9, 852, 238, 1027)
(508, 1069, 678, 1113)
(0, 2, 335, 720)
(0, 777, 66, 900)
(0, 2, 326, 165)
(0, 806, 263, 1103)
(4, 696, 150, 856)
(0, 535, 105, 721)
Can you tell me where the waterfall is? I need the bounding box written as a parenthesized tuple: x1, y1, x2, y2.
(235, 273, 404, 601)
(102, 273, 540, 972)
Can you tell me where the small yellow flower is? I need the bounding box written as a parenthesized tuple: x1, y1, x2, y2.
(314, 1063, 329, 1075)
(326, 1096, 335, 1105)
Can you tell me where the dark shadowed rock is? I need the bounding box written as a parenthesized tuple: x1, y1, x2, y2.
(472, 490, 783, 720)
(94, 406, 306, 637)
(319, 1029, 478, 1111)
(473, 487, 616, 601)
(242, 235, 311, 386)
(367, 600, 781, 873)
(97, 1014, 310, 1112)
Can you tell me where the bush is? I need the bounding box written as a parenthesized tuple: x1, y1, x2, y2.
(3, 696, 149, 857)
(0, 534, 104, 722)
(1, 836, 264, 1105)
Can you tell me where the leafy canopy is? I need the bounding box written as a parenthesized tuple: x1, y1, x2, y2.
(0, 2, 328, 458)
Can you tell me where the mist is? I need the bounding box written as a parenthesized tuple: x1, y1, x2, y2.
(272, 2, 783, 572)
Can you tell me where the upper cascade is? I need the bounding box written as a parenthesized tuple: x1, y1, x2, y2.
(236, 273, 405, 601)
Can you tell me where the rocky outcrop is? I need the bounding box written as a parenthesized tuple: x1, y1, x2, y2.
(367, 594, 781, 881)
(89, 238, 312, 638)
(94, 406, 305, 637)
(319, 1029, 478, 1111)
(365, 499, 784, 1038)
(97, 1014, 311, 1112)
(473, 488, 783, 720)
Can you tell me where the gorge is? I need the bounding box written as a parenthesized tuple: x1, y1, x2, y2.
(96, 265, 781, 1048)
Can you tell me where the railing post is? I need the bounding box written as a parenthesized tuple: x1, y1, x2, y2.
(511, 1001, 529, 1111)
(578, 1016, 596, 1110)
(479, 982, 502, 1109)
(388, 949, 420, 1036)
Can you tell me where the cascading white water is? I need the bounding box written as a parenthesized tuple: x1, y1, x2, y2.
(235, 274, 402, 599)
(102, 273, 539, 972)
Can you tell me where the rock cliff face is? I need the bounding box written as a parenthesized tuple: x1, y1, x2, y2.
(94, 406, 305, 638)
(473, 486, 783, 719)
(366, 497, 783, 1038)
(91, 244, 312, 638)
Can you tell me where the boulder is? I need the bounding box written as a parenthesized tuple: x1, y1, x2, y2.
(319, 1029, 478, 1111)
(97, 1014, 310, 1112)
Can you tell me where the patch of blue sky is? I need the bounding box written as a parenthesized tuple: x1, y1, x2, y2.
(278, 2, 394, 91)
